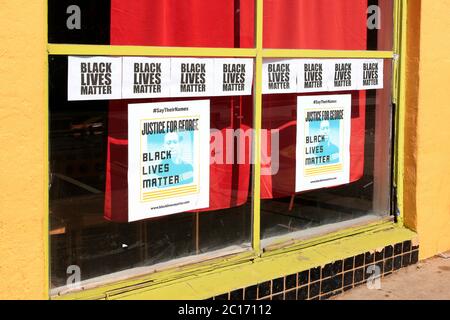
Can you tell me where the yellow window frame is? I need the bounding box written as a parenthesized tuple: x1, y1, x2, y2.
(47, 0, 409, 299)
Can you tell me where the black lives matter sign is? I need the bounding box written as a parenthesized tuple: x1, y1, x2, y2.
(133, 63, 162, 93)
(360, 60, 383, 89)
(298, 60, 326, 92)
(68, 56, 121, 101)
(333, 62, 354, 89)
(122, 57, 170, 98)
(222, 64, 246, 91)
(171, 58, 214, 97)
(214, 59, 253, 96)
(296, 59, 383, 93)
(170, 59, 213, 97)
(262, 60, 296, 94)
(181, 63, 206, 93)
(80, 62, 112, 95)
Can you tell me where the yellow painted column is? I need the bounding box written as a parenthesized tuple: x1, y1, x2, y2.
(403, 0, 420, 232)
(404, 0, 450, 259)
(0, 0, 48, 299)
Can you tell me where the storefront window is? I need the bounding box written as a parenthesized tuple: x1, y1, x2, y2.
(49, 55, 254, 292)
(48, 0, 398, 296)
(260, 59, 393, 245)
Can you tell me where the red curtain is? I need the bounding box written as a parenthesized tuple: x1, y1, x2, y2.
(104, 97, 253, 222)
(260, 91, 366, 199)
(110, 0, 255, 48)
(110, 0, 369, 50)
(263, 0, 368, 49)
(105, 0, 369, 221)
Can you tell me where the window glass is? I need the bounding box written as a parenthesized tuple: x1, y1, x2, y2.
(48, 0, 398, 295)
(260, 59, 393, 245)
(48, 0, 111, 44)
(263, 0, 393, 51)
(49, 0, 255, 48)
(49, 55, 254, 292)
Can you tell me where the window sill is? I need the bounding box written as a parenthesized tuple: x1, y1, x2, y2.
(52, 220, 416, 300)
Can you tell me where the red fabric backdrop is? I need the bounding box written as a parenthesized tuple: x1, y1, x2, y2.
(263, 0, 368, 49)
(110, 0, 255, 48)
(105, 0, 368, 221)
(260, 91, 366, 199)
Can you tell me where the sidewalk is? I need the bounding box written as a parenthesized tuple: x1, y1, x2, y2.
(332, 252, 450, 300)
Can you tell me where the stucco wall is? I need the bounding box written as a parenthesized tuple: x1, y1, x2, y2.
(407, 0, 450, 258)
(0, 0, 47, 299)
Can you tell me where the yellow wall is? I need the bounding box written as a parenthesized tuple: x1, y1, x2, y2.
(0, 0, 47, 299)
(404, 0, 450, 259)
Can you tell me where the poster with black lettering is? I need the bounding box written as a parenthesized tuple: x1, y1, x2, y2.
(128, 100, 210, 221)
(213, 58, 253, 96)
(68, 56, 122, 101)
(295, 95, 351, 192)
(262, 59, 297, 94)
(356, 59, 384, 90)
(170, 58, 214, 97)
(327, 60, 359, 91)
(297, 60, 329, 93)
(122, 57, 171, 99)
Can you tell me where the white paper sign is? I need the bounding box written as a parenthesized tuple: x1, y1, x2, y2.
(295, 95, 351, 192)
(327, 60, 359, 91)
(68, 56, 122, 101)
(262, 59, 297, 94)
(297, 60, 329, 93)
(214, 58, 253, 96)
(356, 59, 384, 90)
(170, 58, 214, 97)
(122, 57, 171, 99)
(128, 100, 210, 221)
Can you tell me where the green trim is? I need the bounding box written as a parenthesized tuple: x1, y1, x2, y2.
(262, 49, 393, 59)
(261, 218, 395, 257)
(251, 0, 263, 254)
(52, 250, 257, 300)
(394, 0, 408, 220)
(111, 225, 417, 300)
(47, 44, 393, 59)
(47, 44, 258, 57)
(53, 221, 416, 300)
